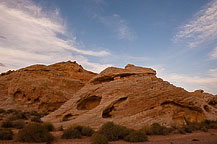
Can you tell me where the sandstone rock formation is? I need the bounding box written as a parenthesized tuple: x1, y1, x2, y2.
(42, 64, 217, 129)
(0, 61, 97, 113)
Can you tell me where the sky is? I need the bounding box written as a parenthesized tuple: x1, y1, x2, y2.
(0, 0, 217, 94)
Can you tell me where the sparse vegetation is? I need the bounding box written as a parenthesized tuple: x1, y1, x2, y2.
(98, 122, 132, 141)
(31, 116, 41, 122)
(81, 126, 94, 136)
(91, 133, 108, 144)
(42, 122, 55, 131)
(16, 123, 54, 143)
(58, 125, 64, 131)
(73, 125, 83, 132)
(8, 111, 27, 121)
(1, 119, 13, 128)
(0, 129, 13, 140)
(6, 109, 18, 114)
(0, 108, 6, 114)
(145, 123, 173, 135)
(124, 131, 148, 142)
(61, 127, 82, 139)
(12, 120, 25, 129)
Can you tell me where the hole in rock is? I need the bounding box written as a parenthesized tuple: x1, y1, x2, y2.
(91, 76, 114, 84)
(62, 114, 73, 121)
(77, 96, 102, 110)
(102, 97, 128, 118)
(204, 105, 210, 112)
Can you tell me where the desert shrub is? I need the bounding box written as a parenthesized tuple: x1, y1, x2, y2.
(186, 122, 201, 131)
(16, 123, 54, 143)
(29, 111, 41, 117)
(61, 127, 82, 139)
(81, 126, 94, 136)
(139, 125, 151, 135)
(206, 121, 217, 129)
(0, 129, 13, 140)
(201, 127, 208, 132)
(42, 122, 55, 131)
(73, 125, 83, 132)
(98, 122, 131, 141)
(0, 108, 5, 114)
(124, 131, 148, 142)
(91, 133, 108, 144)
(147, 123, 173, 135)
(58, 125, 63, 131)
(31, 116, 41, 122)
(178, 128, 186, 134)
(183, 125, 193, 133)
(12, 120, 25, 129)
(1, 119, 13, 128)
(8, 111, 27, 121)
(6, 109, 17, 114)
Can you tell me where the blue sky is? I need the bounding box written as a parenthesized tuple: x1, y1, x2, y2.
(0, 0, 217, 94)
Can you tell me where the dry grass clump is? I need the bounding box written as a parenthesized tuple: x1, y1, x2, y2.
(81, 126, 94, 136)
(91, 133, 108, 144)
(16, 123, 54, 143)
(0, 129, 13, 140)
(42, 122, 55, 131)
(142, 123, 173, 135)
(98, 122, 129, 141)
(12, 120, 25, 129)
(124, 131, 147, 142)
(97, 122, 147, 142)
(1, 119, 13, 128)
(0, 108, 6, 114)
(61, 127, 82, 139)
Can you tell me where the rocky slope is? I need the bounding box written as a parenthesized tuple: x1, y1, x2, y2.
(42, 64, 217, 129)
(0, 61, 97, 113)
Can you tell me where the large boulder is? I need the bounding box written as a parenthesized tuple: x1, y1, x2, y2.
(42, 64, 217, 129)
(0, 61, 97, 113)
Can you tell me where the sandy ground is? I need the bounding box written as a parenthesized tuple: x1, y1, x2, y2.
(0, 129, 216, 144)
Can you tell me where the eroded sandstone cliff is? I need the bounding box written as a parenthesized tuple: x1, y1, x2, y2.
(0, 61, 97, 113)
(42, 64, 217, 129)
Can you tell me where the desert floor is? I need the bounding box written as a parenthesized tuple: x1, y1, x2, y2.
(0, 129, 216, 144)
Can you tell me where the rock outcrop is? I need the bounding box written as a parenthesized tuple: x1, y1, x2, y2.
(42, 64, 217, 129)
(0, 61, 97, 113)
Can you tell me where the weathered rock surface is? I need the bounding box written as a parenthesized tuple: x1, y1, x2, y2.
(42, 64, 217, 129)
(0, 61, 97, 113)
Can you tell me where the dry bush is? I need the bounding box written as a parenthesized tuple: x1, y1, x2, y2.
(61, 127, 82, 139)
(16, 123, 54, 143)
(124, 131, 147, 142)
(0, 129, 13, 140)
(91, 133, 108, 144)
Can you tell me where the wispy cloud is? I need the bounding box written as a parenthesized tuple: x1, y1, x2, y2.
(0, 0, 110, 73)
(175, 0, 217, 48)
(96, 13, 136, 41)
(174, 0, 217, 61)
(155, 66, 217, 94)
(210, 47, 217, 60)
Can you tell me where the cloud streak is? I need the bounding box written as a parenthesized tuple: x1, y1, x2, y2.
(96, 13, 136, 41)
(174, 0, 217, 60)
(155, 66, 217, 94)
(175, 0, 217, 48)
(0, 0, 110, 73)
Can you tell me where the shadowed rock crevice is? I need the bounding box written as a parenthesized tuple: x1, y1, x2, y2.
(90, 76, 114, 84)
(77, 96, 102, 110)
(102, 97, 128, 118)
(160, 101, 202, 112)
